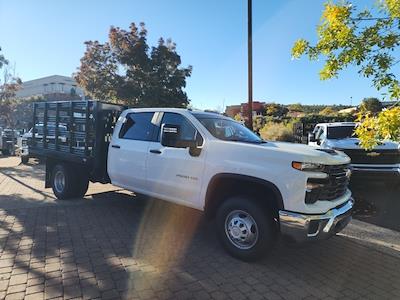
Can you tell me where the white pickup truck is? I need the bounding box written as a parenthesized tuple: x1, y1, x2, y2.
(32, 101, 354, 261)
(308, 122, 400, 186)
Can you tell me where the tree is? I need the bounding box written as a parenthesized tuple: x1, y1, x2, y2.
(234, 113, 243, 122)
(359, 97, 382, 114)
(75, 22, 192, 108)
(287, 103, 304, 112)
(292, 0, 400, 148)
(265, 103, 288, 117)
(259, 122, 294, 142)
(0, 47, 21, 127)
(0, 47, 7, 70)
(319, 106, 337, 116)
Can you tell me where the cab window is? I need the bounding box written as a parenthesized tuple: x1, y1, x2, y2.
(119, 112, 158, 141)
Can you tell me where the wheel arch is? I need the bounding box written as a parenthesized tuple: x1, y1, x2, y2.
(204, 173, 284, 219)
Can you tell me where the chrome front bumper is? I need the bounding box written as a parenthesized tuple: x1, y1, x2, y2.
(279, 199, 354, 243)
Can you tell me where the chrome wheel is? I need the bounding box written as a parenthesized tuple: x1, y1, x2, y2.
(225, 210, 259, 250)
(54, 170, 65, 194)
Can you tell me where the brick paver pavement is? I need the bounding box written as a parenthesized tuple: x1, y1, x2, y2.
(0, 157, 399, 299)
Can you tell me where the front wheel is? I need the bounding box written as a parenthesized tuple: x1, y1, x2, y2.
(216, 196, 277, 261)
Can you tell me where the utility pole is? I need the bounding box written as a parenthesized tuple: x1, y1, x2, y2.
(247, 0, 253, 130)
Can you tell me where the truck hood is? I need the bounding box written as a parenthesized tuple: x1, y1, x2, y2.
(262, 141, 350, 165)
(325, 138, 400, 150)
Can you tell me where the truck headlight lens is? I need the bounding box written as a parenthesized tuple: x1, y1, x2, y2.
(292, 161, 324, 172)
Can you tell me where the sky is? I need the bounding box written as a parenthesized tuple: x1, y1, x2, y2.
(0, 0, 383, 110)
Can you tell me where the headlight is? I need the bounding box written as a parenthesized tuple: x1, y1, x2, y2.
(292, 161, 325, 172)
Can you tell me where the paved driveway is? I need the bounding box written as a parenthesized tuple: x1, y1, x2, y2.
(0, 157, 399, 299)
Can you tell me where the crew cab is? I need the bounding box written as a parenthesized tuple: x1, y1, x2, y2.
(31, 101, 354, 261)
(308, 122, 400, 185)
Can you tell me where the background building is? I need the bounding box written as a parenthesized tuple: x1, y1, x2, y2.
(225, 101, 266, 119)
(15, 75, 84, 99)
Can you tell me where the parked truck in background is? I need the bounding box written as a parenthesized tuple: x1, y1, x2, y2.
(0, 128, 17, 156)
(31, 100, 354, 261)
(18, 123, 69, 164)
(308, 122, 400, 187)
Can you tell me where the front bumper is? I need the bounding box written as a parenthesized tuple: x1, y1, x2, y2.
(351, 164, 400, 177)
(279, 198, 354, 243)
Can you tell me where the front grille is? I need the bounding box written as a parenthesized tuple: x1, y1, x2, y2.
(342, 149, 400, 165)
(306, 164, 350, 203)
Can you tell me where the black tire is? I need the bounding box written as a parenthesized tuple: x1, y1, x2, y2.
(2, 149, 10, 156)
(216, 196, 277, 261)
(51, 164, 79, 200)
(76, 173, 89, 198)
(21, 156, 29, 164)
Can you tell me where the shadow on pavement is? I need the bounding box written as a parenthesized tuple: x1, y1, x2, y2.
(0, 190, 399, 299)
(350, 180, 400, 232)
(0, 162, 399, 299)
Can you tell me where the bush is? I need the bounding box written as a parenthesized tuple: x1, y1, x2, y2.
(260, 122, 294, 142)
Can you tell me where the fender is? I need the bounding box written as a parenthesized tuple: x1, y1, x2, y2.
(204, 173, 284, 215)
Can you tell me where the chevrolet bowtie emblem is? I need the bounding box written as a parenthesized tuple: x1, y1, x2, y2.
(366, 152, 381, 157)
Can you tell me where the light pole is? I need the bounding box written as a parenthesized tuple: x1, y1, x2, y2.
(247, 0, 253, 130)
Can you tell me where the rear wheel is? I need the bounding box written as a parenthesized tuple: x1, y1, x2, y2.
(216, 196, 277, 261)
(21, 156, 29, 164)
(51, 164, 88, 200)
(76, 173, 89, 198)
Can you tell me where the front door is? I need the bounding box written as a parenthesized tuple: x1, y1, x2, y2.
(146, 112, 206, 209)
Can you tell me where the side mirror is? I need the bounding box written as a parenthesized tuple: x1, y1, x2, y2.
(161, 124, 202, 157)
(161, 124, 197, 148)
(161, 124, 180, 147)
(308, 132, 316, 143)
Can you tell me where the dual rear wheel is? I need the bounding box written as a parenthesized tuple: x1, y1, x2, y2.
(51, 164, 89, 200)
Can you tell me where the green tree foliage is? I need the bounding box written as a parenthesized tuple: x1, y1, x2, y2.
(75, 22, 192, 108)
(359, 97, 383, 114)
(0, 47, 21, 127)
(0, 47, 7, 69)
(265, 103, 289, 117)
(260, 122, 294, 142)
(287, 103, 304, 112)
(355, 106, 400, 149)
(319, 106, 338, 116)
(292, 0, 400, 148)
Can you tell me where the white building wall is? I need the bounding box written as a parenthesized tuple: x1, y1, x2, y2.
(16, 75, 84, 98)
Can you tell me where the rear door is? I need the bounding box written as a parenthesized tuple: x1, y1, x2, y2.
(108, 111, 158, 193)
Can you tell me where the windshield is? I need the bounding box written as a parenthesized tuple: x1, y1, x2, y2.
(327, 125, 356, 139)
(194, 116, 264, 144)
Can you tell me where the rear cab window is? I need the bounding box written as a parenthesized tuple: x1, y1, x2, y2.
(119, 112, 159, 141)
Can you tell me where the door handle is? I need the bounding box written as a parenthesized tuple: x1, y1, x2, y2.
(111, 145, 121, 149)
(149, 149, 162, 154)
